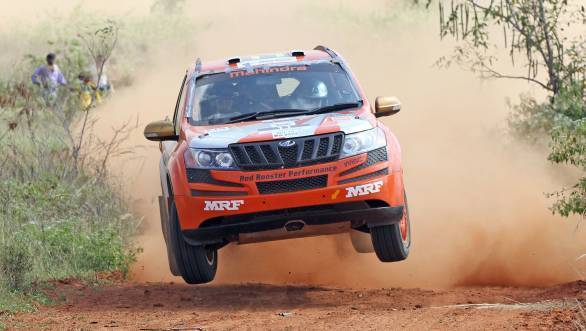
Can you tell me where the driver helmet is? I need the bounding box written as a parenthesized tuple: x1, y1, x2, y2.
(294, 80, 328, 109)
(199, 83, 234, 120)
(304, 80, 328, 99)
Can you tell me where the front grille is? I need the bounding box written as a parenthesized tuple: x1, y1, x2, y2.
(278, 144, 299, 166)
(338, 168, 389, 184)
(340, 147, 388, 176)
(186, 169, 243, 187)
(229, 132, 344, 170)
(257, 175, 328, 194)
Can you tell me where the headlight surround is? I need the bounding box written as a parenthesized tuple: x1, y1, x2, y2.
(184, 148, 237, 169)
(341, 127, 387, 158)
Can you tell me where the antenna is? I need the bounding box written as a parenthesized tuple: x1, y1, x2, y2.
(313, 45, 338, 59)
(195, 58, 202, 72)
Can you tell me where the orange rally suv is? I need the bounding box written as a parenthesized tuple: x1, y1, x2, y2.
(144, 46, 411, 284)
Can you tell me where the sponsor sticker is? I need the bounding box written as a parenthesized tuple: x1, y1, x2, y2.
(204, 200, 244, 211)
(345, 181, 383, 198)
(206, 127, 231, 134)
(331, 189, 341, 200)
(229, 65, 307, 78)
(238, 165, 337, 182)
(271, 128, 304, 139)
(343, 156, 363, 168)
(258, 120, 310, 138)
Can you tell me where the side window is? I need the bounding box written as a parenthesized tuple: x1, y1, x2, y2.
(276, 77, 300, 97)
(173, 74, 187, 135)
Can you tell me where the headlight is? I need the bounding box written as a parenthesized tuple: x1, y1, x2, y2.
(341, 127, 386, 158)
(184, 148, 237, 169)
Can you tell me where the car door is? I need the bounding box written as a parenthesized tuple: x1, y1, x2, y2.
(159, 73, 188, 276)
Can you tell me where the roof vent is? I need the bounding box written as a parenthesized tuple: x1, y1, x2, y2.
(227, 57, 241, 65)
(291, 50, 305, 57)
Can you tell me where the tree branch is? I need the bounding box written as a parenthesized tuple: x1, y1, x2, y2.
(480, 63, 553, 91)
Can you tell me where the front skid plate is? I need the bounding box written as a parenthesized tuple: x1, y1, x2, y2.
(182, 205, 404, 246)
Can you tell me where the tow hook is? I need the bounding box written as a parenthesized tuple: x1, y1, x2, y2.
(284, 220, 305, 232)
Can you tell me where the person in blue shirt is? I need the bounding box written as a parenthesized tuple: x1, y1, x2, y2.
(31, 53, 68, 106)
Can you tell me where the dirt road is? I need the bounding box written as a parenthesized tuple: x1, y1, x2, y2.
(6, 280, 585, 330)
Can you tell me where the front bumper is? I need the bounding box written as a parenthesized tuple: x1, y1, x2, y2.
(182, 202, 404, 245)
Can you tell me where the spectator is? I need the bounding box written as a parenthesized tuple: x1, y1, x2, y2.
(31, 53, 68, 106)
(89, 55, 113, 94)
(76, 72, 100, 110)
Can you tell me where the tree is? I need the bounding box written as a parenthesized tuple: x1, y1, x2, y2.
(426, 0, 585, 217)
(73, 21, 119, 169)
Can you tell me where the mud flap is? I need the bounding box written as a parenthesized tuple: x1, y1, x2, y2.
(350, 229, 375, 253)
(159, 196, 180, 276)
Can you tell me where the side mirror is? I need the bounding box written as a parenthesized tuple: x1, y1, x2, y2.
(374, 96, 402, 117)
(144, 120, 177, 141)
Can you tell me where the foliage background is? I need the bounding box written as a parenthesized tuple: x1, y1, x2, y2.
(0, 0, 197, 316)
(427, 0, 585, 217)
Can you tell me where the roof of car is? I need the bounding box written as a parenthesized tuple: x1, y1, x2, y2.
(191, 49, 335, 74)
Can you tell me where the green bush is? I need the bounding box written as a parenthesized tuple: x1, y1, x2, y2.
(0, 241, 32, 291)
(508, 81, 586, 217)
(0, 110, 141, 314)
(0, 158, 140, 279)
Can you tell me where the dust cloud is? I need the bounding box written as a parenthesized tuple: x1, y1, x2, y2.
(6, 0, 586, 289)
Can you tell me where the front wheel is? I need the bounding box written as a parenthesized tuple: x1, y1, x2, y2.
(168, 200, 217, 284)
(371, 192, 411, 262)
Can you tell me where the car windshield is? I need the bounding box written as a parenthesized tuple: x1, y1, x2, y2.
(188, 62, 360, 125)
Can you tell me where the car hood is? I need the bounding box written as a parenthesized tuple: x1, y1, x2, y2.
(187, 110, 375, 149)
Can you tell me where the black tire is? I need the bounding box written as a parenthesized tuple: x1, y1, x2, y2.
(168, 200, 217, 284)
(371, 192, 411, 262)
(159, 195, 180, 276)
(159, 178, 180, 276)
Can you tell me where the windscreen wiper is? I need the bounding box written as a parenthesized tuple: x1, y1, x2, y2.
(301, 100, 364, 116)
(222, 101, 363, 124)
(224, 108, 306, 124)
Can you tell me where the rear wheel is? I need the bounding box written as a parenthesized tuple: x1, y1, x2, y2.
(371, 192, 411, 262)
(169, 200, 217, 284)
